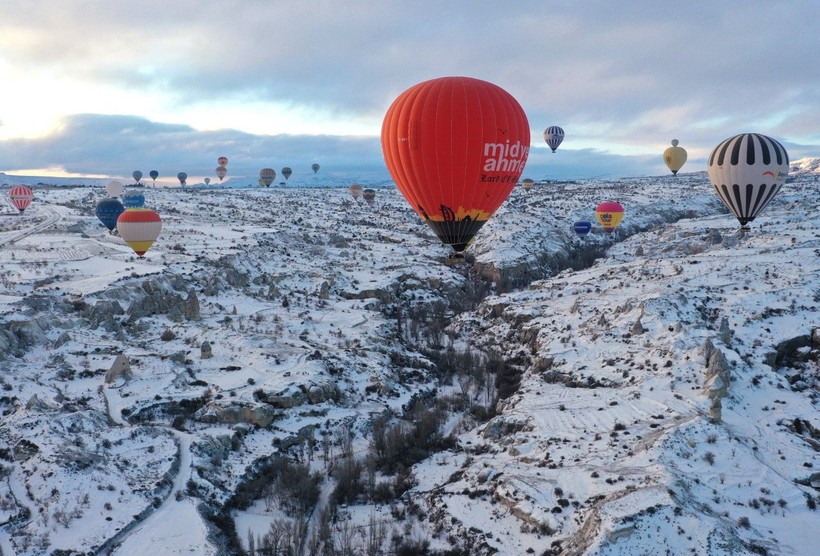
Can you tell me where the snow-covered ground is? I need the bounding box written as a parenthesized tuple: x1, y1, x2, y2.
(0, 163, 818, 555)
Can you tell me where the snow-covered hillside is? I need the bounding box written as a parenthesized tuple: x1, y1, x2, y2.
(0, 167, 817, 555)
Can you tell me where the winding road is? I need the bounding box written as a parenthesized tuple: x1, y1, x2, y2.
(0, 205, 61, 248)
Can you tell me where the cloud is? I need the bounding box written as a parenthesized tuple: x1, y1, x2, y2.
(0, 113, 387, 180)
(0, 0, 817, 178)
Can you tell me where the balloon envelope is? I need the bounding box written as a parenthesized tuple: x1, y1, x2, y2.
(362, 188, 376, 205)
(149, 170, 159, 181)
(259, 168, 276, 187)
(106, 180, 124, 197)
(204, 177, 211, 185)
(9, 185, 34, 213)
(544, 126, 564, 153)
(215, 166, 227, 181)
(132, 170, 143, 183)
(121, 190, 145, 209)
(349, 184, 363, 200)
(177, 172, 187, 185)
(381, 76, 531, 252)
(281, 167, 292, 180)
(311, 163, 320, 174)
(707, 133, 789, 229)
(521, 178, 534, 191)
(573, 220, 592, 237)
(96, 197, 125, 230)
(663, 140, 688, 175)
(595, 202, 624, 234)
(117, 208, 162, 256)
(218, 156, 228, 167)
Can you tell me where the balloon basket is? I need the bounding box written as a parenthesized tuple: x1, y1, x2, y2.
(444, 252, 467, 266)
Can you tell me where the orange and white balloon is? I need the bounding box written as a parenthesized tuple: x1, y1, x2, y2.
(117, 208, 162, 257)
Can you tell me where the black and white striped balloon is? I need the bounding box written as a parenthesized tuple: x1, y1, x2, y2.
(706, 133, 789, 228)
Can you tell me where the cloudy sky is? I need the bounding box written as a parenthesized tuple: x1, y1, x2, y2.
(0, 0, 817, 184)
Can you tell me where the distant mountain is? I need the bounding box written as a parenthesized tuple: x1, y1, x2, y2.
(0, 171, 394, 189)
(790, 157, 820, 174)
(0, 172, 107, 187)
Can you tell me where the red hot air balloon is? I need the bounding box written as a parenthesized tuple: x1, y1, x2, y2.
(9, 185, 34, 214)
(382, 76, 530, 252)
(218, 156, 228, 167)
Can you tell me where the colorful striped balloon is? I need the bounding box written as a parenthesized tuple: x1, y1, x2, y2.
(9, 185, 34, 213)
(117, 208, 162, 257)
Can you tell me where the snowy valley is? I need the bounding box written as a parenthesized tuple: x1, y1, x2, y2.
(0, 166, 818, 555)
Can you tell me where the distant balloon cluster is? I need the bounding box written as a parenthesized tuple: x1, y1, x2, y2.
(121, 155, 321, 190)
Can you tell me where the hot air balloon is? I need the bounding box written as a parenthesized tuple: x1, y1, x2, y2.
(281, 167, 292, 180)
(177, 172, 187, 186)
(362, 188, 376, 205)
(349, 184, 363, 200)
(663, 139, 688, 175)
(259, 168, 276, 187)
(95, 198, 125, 231)
(117, 208, 162, 257)
(106, 180, 124, 197)
(595, 202, 624, 235)
(204, 177, 211, 186)
(9, 185, 34, 214)
(521, 178, 534, 191)
(707, 133, 789, 230)
(218, 156, 228, 167)
(544, 126, 564, 153)
(121, 190, 145, 209)
(311, 163, 320, 174)
(258, 178, 265, 188)
(132, 170, 143, 184)
(149, 170, 159, 184)
(381, 76, 531, 252)
(573, 220, 592, 237)
(215, 166, 227, 181)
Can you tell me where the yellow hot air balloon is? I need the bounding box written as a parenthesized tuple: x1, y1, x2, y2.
(663, 139, 688, 175)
